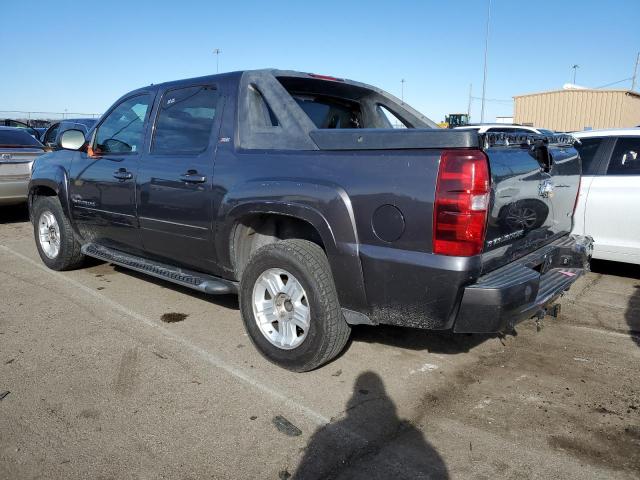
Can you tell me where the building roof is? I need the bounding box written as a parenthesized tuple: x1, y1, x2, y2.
(513, 89, 640, 99)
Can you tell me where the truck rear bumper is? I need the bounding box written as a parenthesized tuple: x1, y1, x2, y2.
(453, 235, 593, 333)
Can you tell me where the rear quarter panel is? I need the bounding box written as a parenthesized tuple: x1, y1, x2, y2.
(214, 147, 443, 314)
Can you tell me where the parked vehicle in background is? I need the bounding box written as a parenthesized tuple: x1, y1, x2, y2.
(28, 69, 591, 371)
(572, 128, 640, 265)
(438, 113, 469, 128)
(1, 119, 40, 139)
(35, 127, 48, 140)
(0, 127, 47, 206)
(41, 118, 98, 149)
(454, 124, 555, 135)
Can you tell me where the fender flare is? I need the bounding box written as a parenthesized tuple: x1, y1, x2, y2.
(218, 180, 368, 311)
(28, 165, 71, 220)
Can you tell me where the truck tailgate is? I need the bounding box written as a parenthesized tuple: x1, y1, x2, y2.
(481, 134, 580, 273)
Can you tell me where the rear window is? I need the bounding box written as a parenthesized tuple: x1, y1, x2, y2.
(0, 129, 42, 147)
(276, 76, 416, 129)
(292, 95, 362, 129)
(607, 137, 640, 175)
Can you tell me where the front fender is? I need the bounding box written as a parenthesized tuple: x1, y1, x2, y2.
(28, 157, 71, 221)
(219, 179, 368, 312)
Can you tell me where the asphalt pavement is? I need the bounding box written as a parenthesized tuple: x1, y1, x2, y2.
(1, 204, 638, 479)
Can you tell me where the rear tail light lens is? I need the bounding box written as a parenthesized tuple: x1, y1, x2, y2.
(433, 150, 490, 256)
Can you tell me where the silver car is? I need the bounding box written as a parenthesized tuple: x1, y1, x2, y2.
(0, 127, 47, 206)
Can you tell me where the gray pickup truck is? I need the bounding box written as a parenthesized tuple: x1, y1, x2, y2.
(28, 69, 592, 371)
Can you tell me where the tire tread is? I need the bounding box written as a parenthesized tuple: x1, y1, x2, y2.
(32, 196, 85, 271)
(241, 239, 350, 371)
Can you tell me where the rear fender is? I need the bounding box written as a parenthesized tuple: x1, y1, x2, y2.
(219, 180, 367, 311)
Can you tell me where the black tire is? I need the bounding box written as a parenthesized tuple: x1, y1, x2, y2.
(32, 196, 85, 271)
(239, 239, 350, 372)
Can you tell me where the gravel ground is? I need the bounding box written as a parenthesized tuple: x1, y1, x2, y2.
(1, 204, 638, 480)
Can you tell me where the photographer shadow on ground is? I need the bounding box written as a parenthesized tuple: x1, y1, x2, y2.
(294, 371, 448, 480)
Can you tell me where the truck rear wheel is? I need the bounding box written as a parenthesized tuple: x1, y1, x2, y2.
(32, 196, 85, 271)
(239, 239, 350, 372)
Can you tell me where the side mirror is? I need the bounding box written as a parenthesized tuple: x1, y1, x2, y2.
(59, 129, 86, 151)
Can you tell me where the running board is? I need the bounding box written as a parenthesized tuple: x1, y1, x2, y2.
(81, 243, 237, 295)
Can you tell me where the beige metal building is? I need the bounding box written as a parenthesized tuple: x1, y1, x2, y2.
(513, 89, 640, 131)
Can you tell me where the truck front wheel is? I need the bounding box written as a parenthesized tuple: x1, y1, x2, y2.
(32, 196, 85, 271)
(239, 239, 350, 372)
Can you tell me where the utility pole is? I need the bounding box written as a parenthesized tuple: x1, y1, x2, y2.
(572, 64, 579, 85)
(213, 48, 221, 73)
(467, 83, 473, 119)
(480, 0, 491, 123)
(632, 52, 640, 91)
(400, 78, 405, 103)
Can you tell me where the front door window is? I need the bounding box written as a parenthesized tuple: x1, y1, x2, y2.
(94, 94, 151, 154)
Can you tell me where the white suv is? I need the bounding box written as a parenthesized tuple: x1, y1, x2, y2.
(454, 124, 556, 135)
(572, 128, 640, 265)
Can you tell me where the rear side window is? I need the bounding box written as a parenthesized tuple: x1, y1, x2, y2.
(152, 86, 218, 154)
(607, 137, 640, 175)
(248, 84, 279, 127)
(574, 137, 604, 174)
(377, 105, 408, 129)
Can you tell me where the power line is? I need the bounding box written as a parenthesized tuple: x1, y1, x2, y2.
(595, 77, 633, 89)
(470, 96, 512, 103)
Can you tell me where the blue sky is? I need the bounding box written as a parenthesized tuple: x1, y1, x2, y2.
(2, 0, 639, 123)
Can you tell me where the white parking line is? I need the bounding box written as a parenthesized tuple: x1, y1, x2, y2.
(0, 244, 331, 427)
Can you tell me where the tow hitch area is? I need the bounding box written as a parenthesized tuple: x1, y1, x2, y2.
(535, 303, 562, 331)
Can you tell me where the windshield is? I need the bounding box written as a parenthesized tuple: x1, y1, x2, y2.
(0, 128, 43, 147)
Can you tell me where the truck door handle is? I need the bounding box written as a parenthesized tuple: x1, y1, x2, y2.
(180, 170, 207, 184)
(113, 168, 133, 180)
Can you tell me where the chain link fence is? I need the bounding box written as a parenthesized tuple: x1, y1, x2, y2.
(0, 110, 101, 127)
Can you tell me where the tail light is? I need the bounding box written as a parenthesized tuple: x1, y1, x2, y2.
(433, 150, 490, 256)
